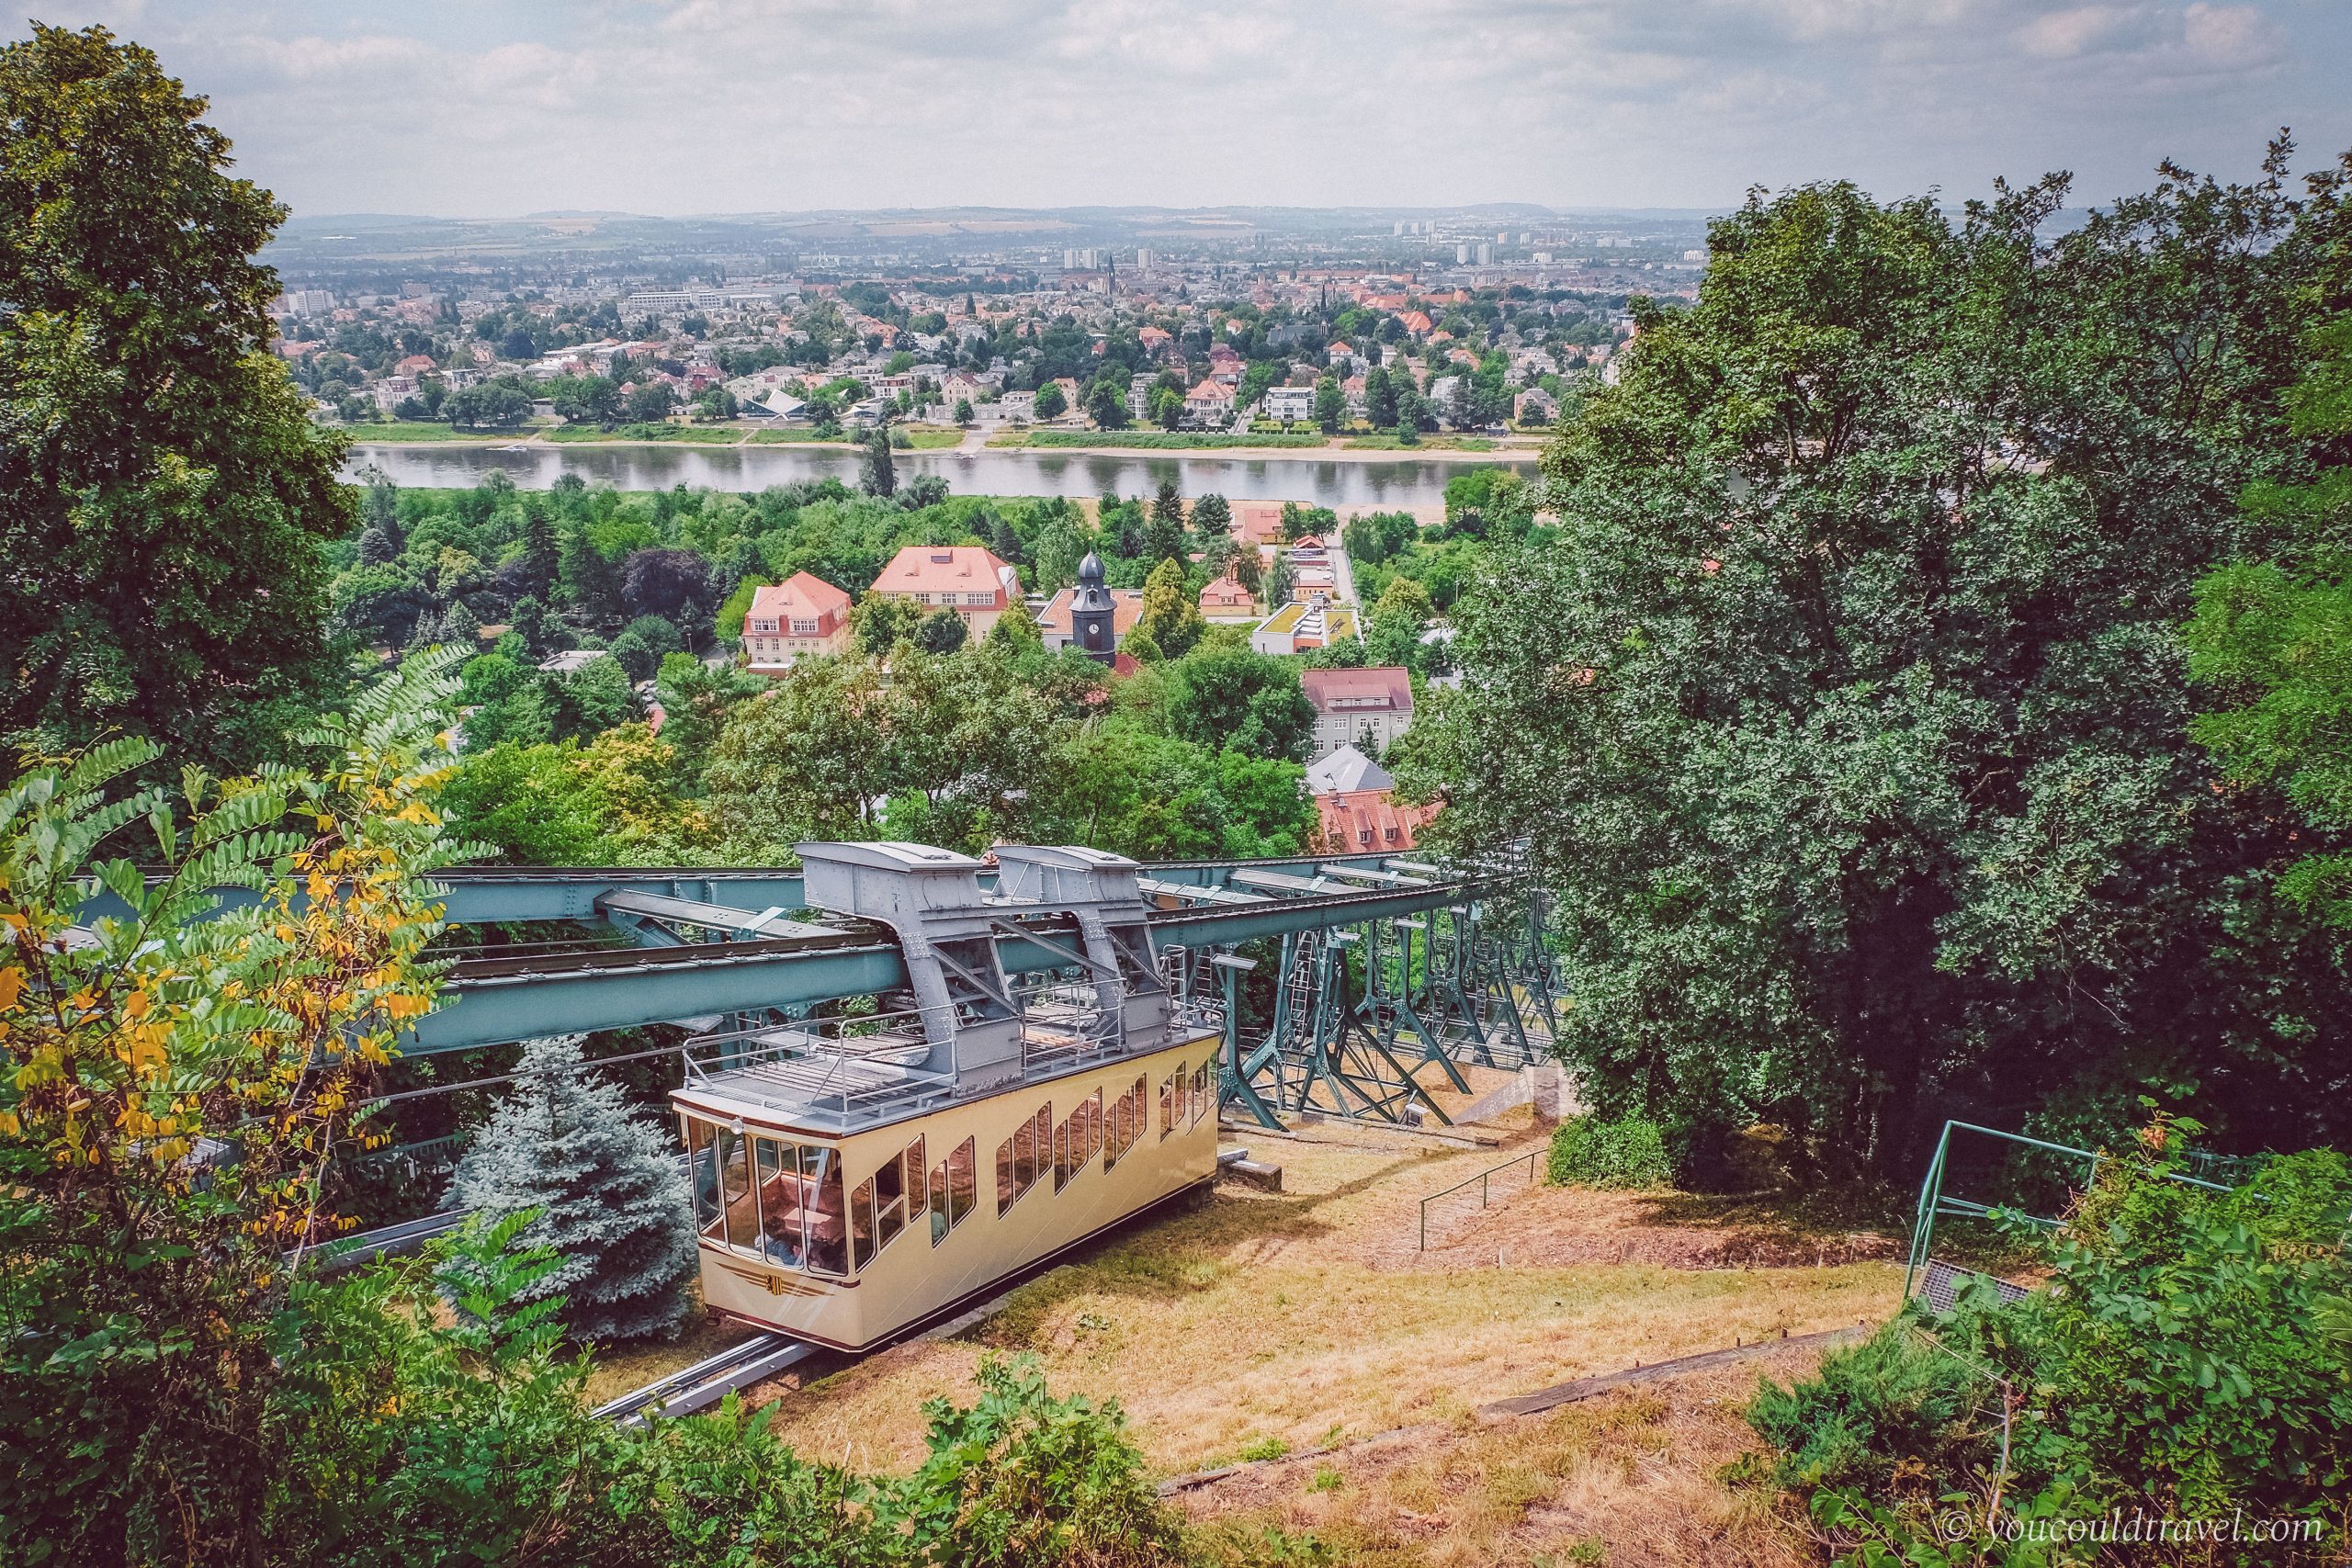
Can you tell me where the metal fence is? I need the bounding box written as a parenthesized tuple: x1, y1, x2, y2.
(1418, 1148, 1539, 1250)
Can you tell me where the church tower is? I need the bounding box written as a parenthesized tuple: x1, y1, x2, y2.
(1070, 550, 1116, 665)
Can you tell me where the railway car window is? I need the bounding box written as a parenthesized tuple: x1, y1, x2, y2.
(1083, 1089, 1103, 1168)
(753, 1135, 806, 1269)
(718, 1126, 760, 1253)
(1191, 1064, 1211, 1130)
(850, 1177, 875, 1271)
(1013, 1114, 1035, 1194)
(931, 1157, 950, 1243)
(1000, 1102, 1050, 1215)
(870, 1134, 919, 1257)
(1160, 1066, 1181, 1141)
(684, 1118, 723, 1238)
(996, 1135, 1014, 1215)
(803, 1146, 847, 1277)
(948, 1137, 976, 1224)
(1053, 1114, 1070, 1192)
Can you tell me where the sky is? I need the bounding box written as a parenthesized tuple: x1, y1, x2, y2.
(31, 0, 2352, 219)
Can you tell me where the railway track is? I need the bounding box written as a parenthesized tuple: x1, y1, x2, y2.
(590, 1332, 816, 1427)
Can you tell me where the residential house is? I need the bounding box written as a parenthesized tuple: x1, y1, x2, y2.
(1397, 310, 1434, 335)
(743, 571, 854, 672)
(1231, 501, 1287, 547)
(869, 546, 1017, 637)
(1514, 387, 1557, 425)
(1183, 378, 1236, 426)
(1261, 385, 1315, 424)
(1300, 666, 1414, 761)
(1197, 571, 1258, 621)
(1313, 784, 1439, 854)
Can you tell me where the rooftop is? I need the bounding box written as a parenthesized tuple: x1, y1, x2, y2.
(872, 545, 1012, 599)
(1302, 666, 1413, 713)
(750, 570, 853, 623)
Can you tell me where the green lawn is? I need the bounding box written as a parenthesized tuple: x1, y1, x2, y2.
(542, 423, 744, 444)
(339, 422, 516, 443)
(989, 430, 1332, 450)
(1341, 434, 1498, 451)
(747, 428, 860, 446)
(899, 426, 967, 449)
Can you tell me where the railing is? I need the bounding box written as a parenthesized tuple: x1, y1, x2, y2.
(678, 975, 1165, 1128)
(1418, 1149, 1539, 1250)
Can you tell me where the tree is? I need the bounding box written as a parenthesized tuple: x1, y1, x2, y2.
(1164, 646, 1317, 761)
(0, 24, 356, 773)
(1151, 386, 1184, 429)
(446, 382, 531, 430)
(1365, 365, 1399, 428)
(447, 1034, 697, 1343)
(1141, 487, 1187, 564)
(619, 548, 714, 629)
(954, 396, 974, 426)
(987, 597, 1045, 652)
(862, 426, 897, 497)
(707, 660, 894, 849)
(1315, 375, 1345, 433)
(1032, 379, 1068, 421)
(2187, 311, 2352, 921)
(1263, 549, 1295, 606)
(0, 652, 467, 1562)
(1085, 378, 1130, 430)
(559, 521, 625, 626)
(914, 606, 969, 654)
(1135, 557, 1205, 660)
(1407, 164, 2352, 1179)
(516, 502, 561, 601)
(622, 381, 674, 423)
(853, 592, 922, 655)
(1190, 492, 1233, 537)
(607, 627, 659, 682)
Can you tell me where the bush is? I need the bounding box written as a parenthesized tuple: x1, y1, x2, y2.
(1545, 1114, 1673, 1190)
(1748, 1325, 1991, 1495)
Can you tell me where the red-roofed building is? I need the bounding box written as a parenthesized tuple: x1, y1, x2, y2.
(1301, 666, 1414, 761)
(1183, 378, 1235, 423)
(870, 546, 1018, 637)
(1313, 789, 1439, 853)
(1198, 572, 1258, 621)
(744, 571, 854, 671)
(1231, 501, 1287, 546)
(1035, 584, 1144, 650)
(1397, 310, 1434, 335)
(394, 354, 438, 376)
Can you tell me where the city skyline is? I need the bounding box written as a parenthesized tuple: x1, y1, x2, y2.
(32, 0, 2352, 220)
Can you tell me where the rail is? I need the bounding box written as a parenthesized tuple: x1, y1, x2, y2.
(1418, 1149, 1539, 1250)
(591, 1332, 814, 1427)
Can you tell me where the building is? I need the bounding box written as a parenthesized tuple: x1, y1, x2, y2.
(1197, 572, 1258, 621)
(1250, 600, 1358, 657)
(1304, 743, 1437, 852)
(1182, 378, 1235, 425)
(1314, 786, 1438, 853)
(1036, 553, 1143, 659)
(1261, 385, 1314, 424)
(1300, 666, 1414, 760)
(869, 546, 1018, 637)
(744, 571, 854, 671)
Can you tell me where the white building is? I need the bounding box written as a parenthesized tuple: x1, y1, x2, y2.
(1261, 385, 1315, 423)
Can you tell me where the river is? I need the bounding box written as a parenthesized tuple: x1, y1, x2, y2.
(346, 441, 1536, 511)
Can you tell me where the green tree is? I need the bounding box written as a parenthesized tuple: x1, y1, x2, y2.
(447, 1035, 697, 1343)
(1315, 374, 1345, 433)
(0, 24, 356, 773)
(1135, 558, 1206, 660)
(2187, 314, 2352, 921)
(861, 425, 897, 497)
(1190, 492, 1233, 537)
(707, 660, 892, 849)
(913, 606, 969, 654)
(1085, 378, 1130, 429)
(1032, 379, 1068, 420)
(1365, 364, 1398, 428)
(1407, 164, 2352, 1178)
(1165, 646, 1317, 761)
(0, 652, 467, 1563)
(1151, 386, 1184, 428)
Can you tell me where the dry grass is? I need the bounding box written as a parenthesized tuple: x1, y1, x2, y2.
(1178, 1345, 1828, 1568)
(580, 1281, 757, 1408)
(747, 1115, 1899, 1479)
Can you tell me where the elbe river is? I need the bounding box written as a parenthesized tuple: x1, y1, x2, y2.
(346, 442, 1536, 512)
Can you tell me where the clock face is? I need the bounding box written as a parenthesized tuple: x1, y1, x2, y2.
(1084, 622, 1102, 649)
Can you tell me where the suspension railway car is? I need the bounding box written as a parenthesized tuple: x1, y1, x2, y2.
(674, 840, 1224, 1350)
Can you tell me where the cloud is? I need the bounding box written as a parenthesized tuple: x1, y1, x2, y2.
(17, 0, 2346, 215)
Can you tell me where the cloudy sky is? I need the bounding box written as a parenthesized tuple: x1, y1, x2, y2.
(32, 1, 2352, 218)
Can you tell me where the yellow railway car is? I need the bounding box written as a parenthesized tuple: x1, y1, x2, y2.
(672, 840, 1225, 1351)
